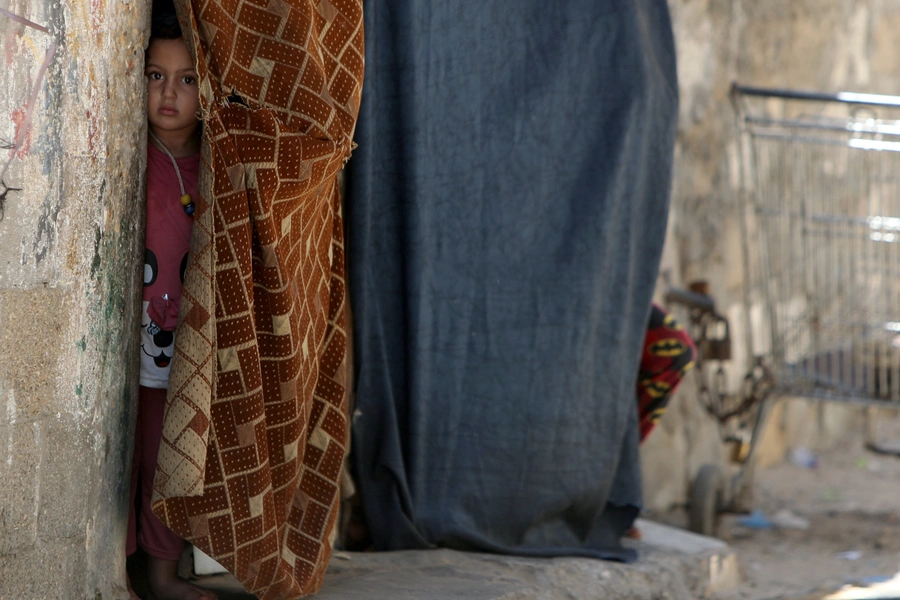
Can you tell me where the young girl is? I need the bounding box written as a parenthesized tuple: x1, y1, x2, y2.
(127, 8, 217, 600)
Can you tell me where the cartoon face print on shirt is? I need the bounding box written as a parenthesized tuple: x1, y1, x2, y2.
(141, 248, 187, 368)
(142, 299, 175, 367)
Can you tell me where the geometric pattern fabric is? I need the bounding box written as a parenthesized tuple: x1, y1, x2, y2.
(150, 1, 362, 597)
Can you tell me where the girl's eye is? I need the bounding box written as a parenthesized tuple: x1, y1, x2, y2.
(182, 76, 196, 85)
(147, 72, 162, 80)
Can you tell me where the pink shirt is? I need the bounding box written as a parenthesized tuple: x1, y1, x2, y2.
(140, 142, 199, 388)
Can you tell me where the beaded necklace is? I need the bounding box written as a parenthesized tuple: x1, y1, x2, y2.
(149, 129, 196, 217)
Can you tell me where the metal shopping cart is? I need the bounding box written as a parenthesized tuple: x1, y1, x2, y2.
(669, 84, 900, 536)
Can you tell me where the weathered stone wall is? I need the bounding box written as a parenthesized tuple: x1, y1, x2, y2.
(0, 0, 147, 597)
(643, 0, 900, 511)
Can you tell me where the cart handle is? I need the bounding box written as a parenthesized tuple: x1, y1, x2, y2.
(664, 287, 716, 313)
(731, 82, 900, 108)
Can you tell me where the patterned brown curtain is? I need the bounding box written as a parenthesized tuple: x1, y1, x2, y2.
(149, 1, 363, 598)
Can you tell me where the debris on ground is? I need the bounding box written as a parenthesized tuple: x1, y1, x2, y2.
(789, 446, 819, 469)
(654, 417, 900, 600)
(770, 509, 810, 530)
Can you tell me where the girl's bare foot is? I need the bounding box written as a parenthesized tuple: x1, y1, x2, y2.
(147, 555, 218, 600)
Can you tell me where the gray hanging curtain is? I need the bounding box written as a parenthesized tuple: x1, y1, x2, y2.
(346, 0, 678, 561)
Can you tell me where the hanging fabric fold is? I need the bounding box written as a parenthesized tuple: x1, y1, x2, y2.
(151, 1, 363, 597)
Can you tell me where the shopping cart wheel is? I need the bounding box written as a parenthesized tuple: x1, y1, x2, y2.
(689, 463, 723, 537)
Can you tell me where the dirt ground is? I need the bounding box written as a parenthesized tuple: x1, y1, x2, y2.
(654, 416, 900, 600)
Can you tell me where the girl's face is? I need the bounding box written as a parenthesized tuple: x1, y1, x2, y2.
(145, 38, 200, 143)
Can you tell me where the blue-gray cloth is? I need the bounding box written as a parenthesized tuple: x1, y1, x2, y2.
(345, 0, 678, 561)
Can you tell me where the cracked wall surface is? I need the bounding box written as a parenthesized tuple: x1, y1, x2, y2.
(0, 0, 147, 597)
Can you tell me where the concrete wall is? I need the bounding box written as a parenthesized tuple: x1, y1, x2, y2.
(642, 0, 900, 511)
(0, 1, 147, 598)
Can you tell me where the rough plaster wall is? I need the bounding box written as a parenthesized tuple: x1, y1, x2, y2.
(643, 0, 900, 511)
(0, 0, 146, 597)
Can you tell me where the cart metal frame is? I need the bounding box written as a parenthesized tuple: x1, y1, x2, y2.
(673, 84, 900, 535)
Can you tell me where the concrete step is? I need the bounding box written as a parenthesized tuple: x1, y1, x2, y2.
(192, 519, 740, 600)
(320, 518, 739, 599)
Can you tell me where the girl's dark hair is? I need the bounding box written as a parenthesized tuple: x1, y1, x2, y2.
(150, 1, 182, 40)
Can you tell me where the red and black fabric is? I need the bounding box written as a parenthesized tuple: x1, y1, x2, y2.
(637, 304, 696, 442)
